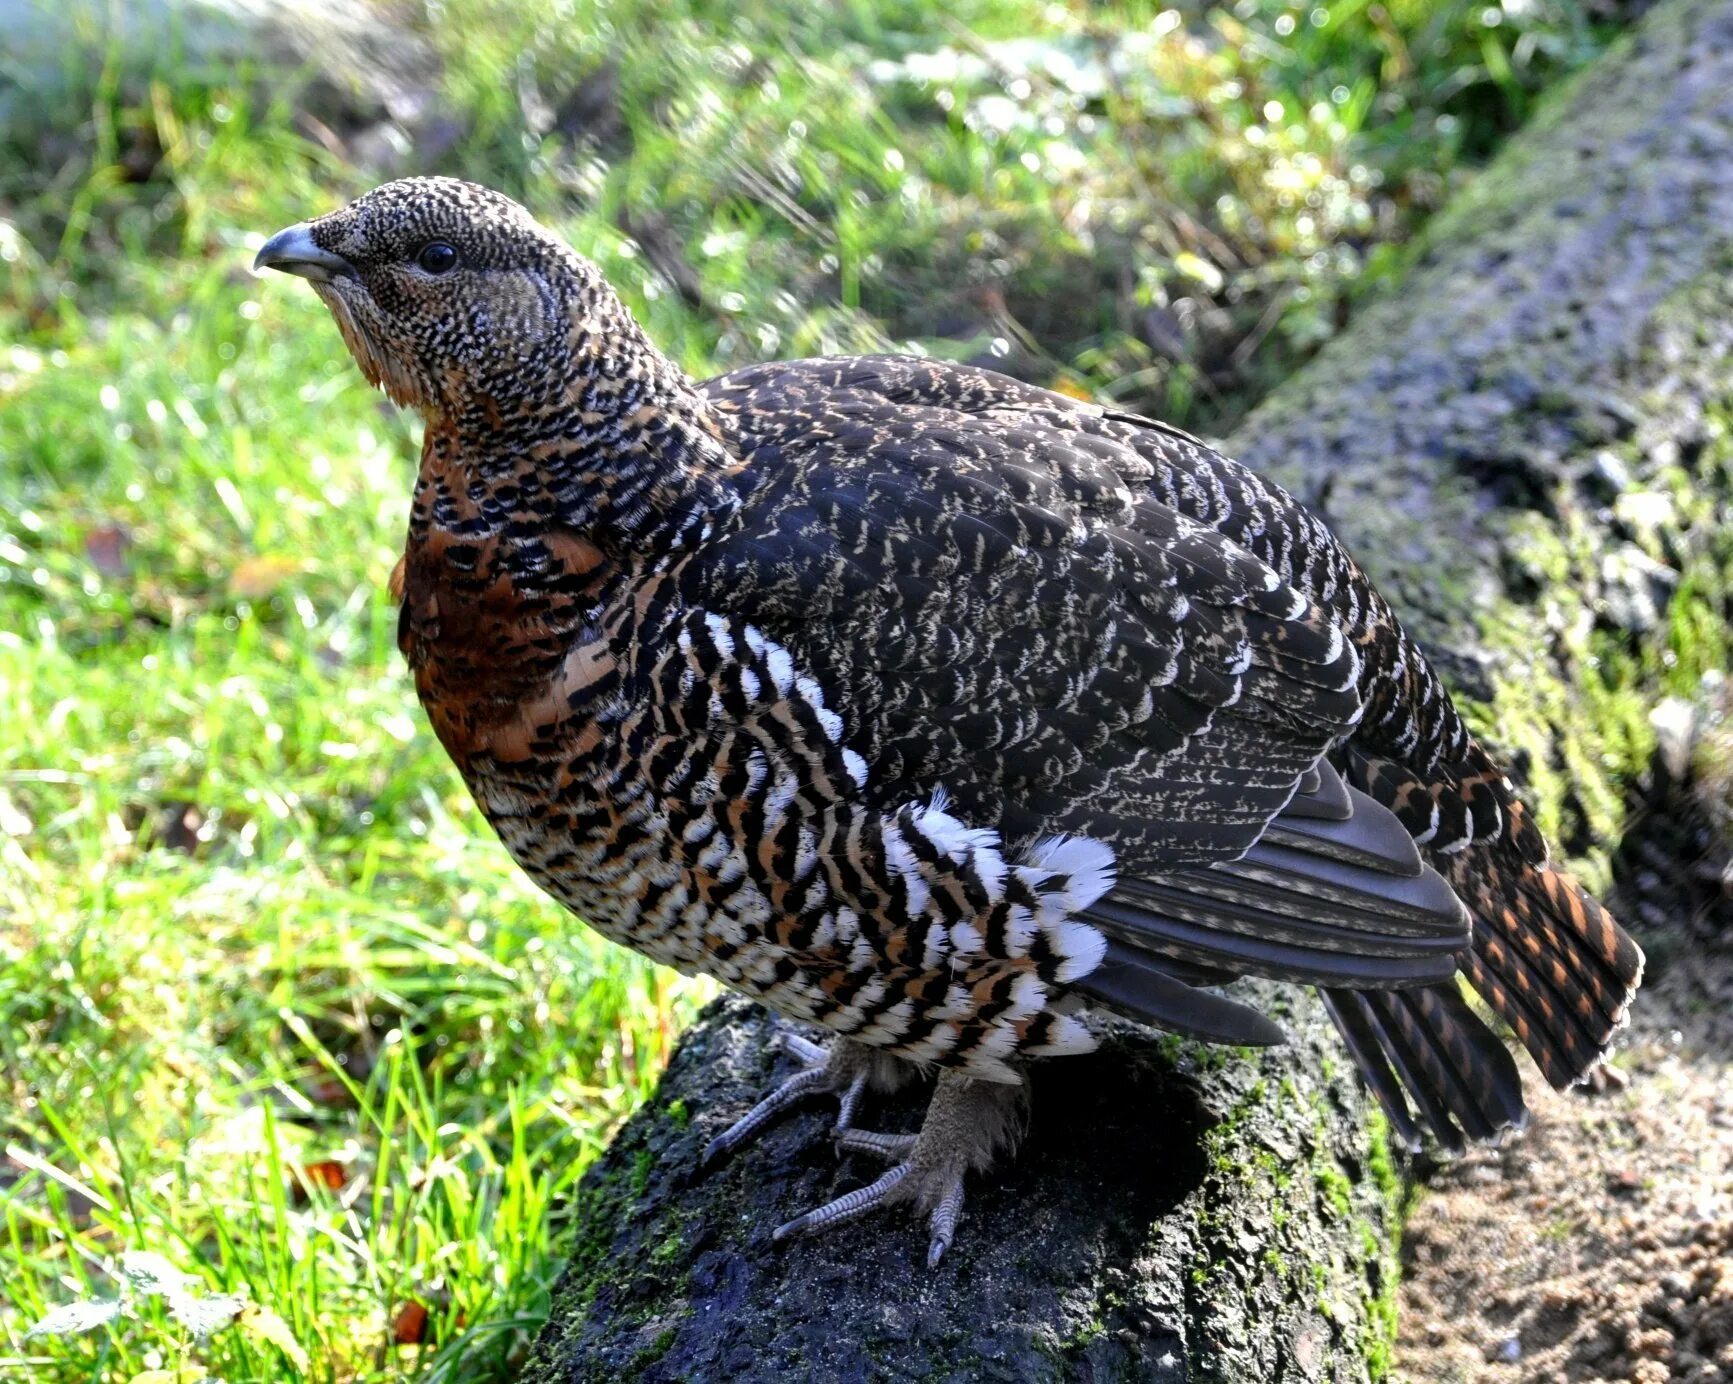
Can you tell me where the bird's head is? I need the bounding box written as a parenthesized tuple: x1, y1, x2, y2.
(254, 176, 626, 423)
(256, 177, 736, 551)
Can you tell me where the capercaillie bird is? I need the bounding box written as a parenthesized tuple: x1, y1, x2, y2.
(255, 177, 1644, 1265)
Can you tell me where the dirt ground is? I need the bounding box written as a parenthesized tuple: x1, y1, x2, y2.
(1394, 922, 1733, 1384)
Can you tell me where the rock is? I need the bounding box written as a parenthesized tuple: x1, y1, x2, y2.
(0, 0, 442, 156)
(1587, 449, 1635, 499)
(1651, 697, 1698, 783)
(1599, 543, 1680, 635)
(520, 994, 1396, 1383)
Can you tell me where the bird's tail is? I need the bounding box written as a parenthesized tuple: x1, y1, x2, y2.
(1443, 848, 1644, 1089)
(1333, 746, 1645, 1149)
(1322, 982, 1526, 1153)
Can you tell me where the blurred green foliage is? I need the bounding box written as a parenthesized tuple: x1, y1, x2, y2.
(0, 1, 1631, 1380)
(4, 0, 1632, 429)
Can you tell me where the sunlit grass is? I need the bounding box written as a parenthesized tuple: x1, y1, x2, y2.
(0, 82, 701, 1384)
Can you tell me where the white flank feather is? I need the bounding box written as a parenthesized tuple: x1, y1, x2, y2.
(1024, 835, 1116, 911)
(1052, 920, 1108, 983)
(1008, 970, 1045, 1019)
(1035, 1013, 1099, 1057)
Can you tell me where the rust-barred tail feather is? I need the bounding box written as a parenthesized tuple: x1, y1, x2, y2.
(1322, 983, 1527, 1154)
(1445, 850, 1644, 1090)
(1338, 742, 1644, 1146)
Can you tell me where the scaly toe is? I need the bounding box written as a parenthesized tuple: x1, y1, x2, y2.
(779, 1031, 828, 1066)
(702, 1062, 828, 1165)
(835, 1127, 917, 1161)
(771, 1068, 1020, 1263)
(702, 1033, 905, 1167)
(771, 1162, 912, 1241)
(835, 1067, 869, 1132)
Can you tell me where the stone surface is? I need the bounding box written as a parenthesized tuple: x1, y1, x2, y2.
(523, 993, 1396, 1383)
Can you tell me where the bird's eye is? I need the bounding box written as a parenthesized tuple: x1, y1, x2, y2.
(416, 242, 459, 275)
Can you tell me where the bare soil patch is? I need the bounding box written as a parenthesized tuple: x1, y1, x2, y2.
(1396, 929, 1733, 1383)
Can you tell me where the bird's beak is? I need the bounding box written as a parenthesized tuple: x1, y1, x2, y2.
(252, 223, 357, 282)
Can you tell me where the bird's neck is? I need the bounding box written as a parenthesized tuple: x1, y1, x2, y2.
(398, 315, 744, 747)
(432, 302, 743, 561)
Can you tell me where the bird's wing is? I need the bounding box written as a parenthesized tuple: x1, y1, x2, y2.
(697, 359, 1361, 868)
(685, 355, 1468, 1042)
(730, 358, 1633, 1135)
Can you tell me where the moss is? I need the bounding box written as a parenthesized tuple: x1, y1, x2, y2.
(1495, 264, 1733, 866)
(1314, 1158, 1354, 1222)
(650, 1228, 685, 1267)
(1363, 1108, 1400, 1213)
(1054, 1313, 1107, 1357)
(1364, 1266, 1400, 1383)
(1354, 1109, 1405, 1382)
(629, 1325, 678, 1376)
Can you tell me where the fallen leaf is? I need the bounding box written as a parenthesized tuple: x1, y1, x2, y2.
(393, 1301, 429, 1345)
(84, 524, 133, 578)
(302, 1076, 352, 1108)
(291, 1159, 347, 1201)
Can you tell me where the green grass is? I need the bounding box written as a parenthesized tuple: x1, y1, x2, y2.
(0, 1, 1630, 1379)
(0, 69, 698, 1384)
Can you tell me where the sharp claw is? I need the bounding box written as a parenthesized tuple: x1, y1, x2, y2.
(772, 1162, 911, 1241)
(703, 1064, 828, 1165)
(926, 1175, 965, 1267)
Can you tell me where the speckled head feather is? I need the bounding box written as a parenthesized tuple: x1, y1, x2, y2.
(266, 177, 737, 553)
(283, 177, 639, 423)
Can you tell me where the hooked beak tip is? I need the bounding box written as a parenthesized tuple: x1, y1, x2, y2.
(253, 223, 356, 282)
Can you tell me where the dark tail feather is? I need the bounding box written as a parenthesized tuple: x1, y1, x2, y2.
(1349, 746, 1644, 1094)
(1323, 983, 1529, 1154)
(1444, 851, 1644, 1090)
(1074, 939, 1287, 1047)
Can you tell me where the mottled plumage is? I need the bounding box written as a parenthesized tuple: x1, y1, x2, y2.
(256, 178, 1643, 1256)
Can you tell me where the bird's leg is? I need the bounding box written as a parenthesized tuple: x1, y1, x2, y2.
(702, 1030, 905, 1166)
(773, 1068, 1027, 1266)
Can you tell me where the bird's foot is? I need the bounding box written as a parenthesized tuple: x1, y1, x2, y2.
(771, 1068, 1027, 1267)
(701, 1030, 905, 1166)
